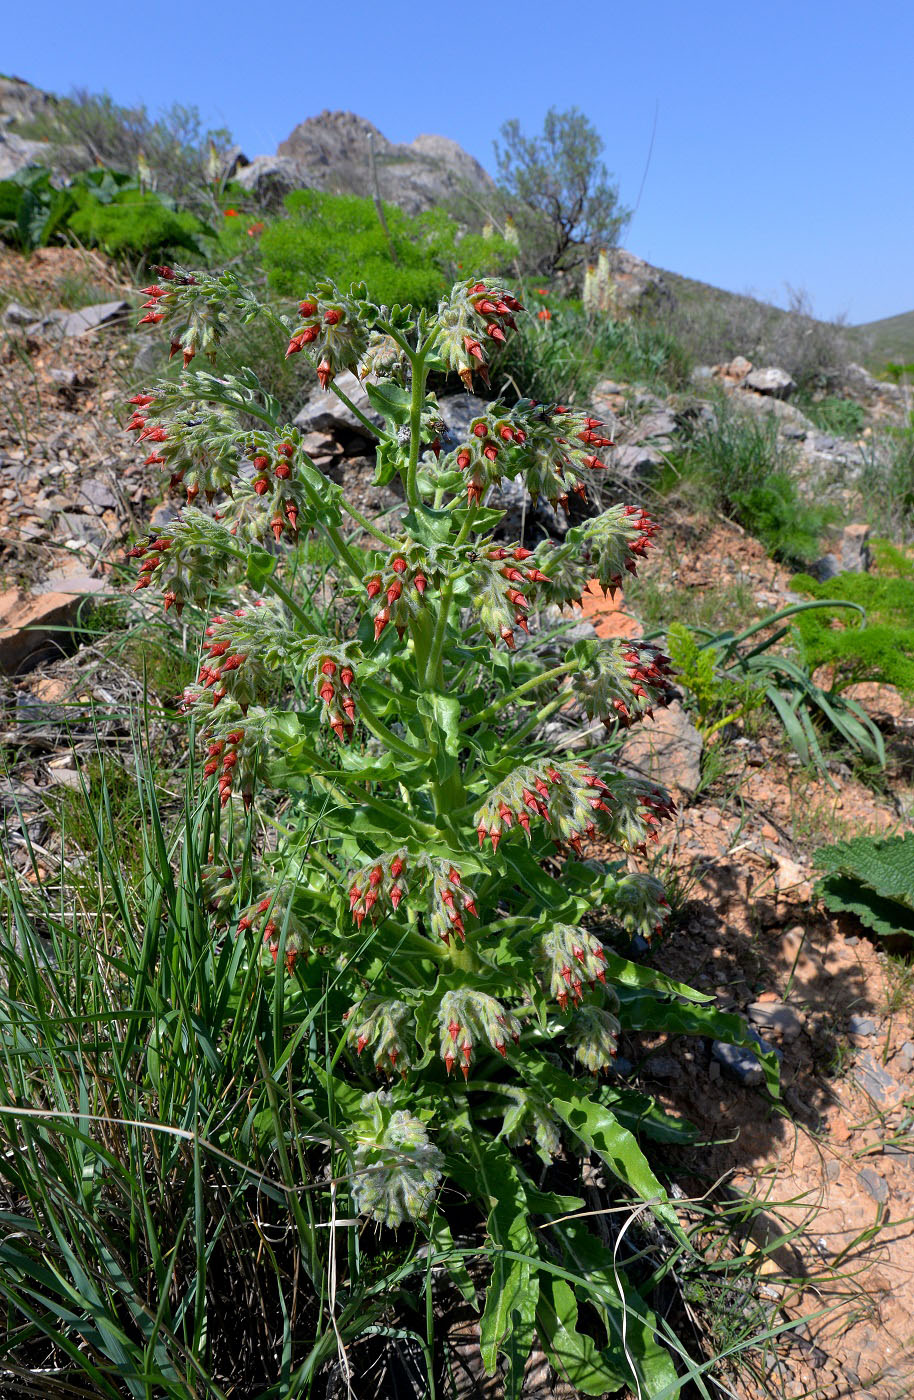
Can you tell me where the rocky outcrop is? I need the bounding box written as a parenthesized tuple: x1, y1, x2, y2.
(263, 111, 494, 215)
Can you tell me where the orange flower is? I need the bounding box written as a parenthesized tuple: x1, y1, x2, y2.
(247, 221, 265, 237)
(536, 288, 549, 296)
(537, 308, 552, 321)
(223, 208, 239, 217)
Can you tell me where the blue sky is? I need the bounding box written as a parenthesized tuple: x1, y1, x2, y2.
(6, 0, 911, 324)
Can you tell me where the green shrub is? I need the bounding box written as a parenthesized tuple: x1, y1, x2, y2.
(68, 187, 210, 260)
(678, 400, 832, 562)
(0, 165, 210, 261)
(259, 189, 515, 309)
(790, 569, 914, 695)
(797, 393, 867, 438)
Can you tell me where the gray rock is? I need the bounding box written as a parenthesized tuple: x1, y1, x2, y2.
(810, 553, 841, 582)
(619, 700, 703, 798)
(858, 1167, 889, 1204)
(2, 300, 34, 327)
(610, 443, 664, 478)
(75, 478, 118, 513)
(744, 366, 795, 399)
(132, 336, 163, 377)
(631, 409, 679, 441)
(854, 1051, 900, 1103)
(233, 154, 305, 206)
(33, 301, 130, 338)
(629, 934, 651, 959)
(747, 1001, 804, 1040)
(612, 1056, 634, 1078)
(848, 1014, 878, 1036)
(273, 110, 496, 217)
(712, 1040, 764, 1087)
(840, 522, 871, 573)
(293, 371, 383, 439)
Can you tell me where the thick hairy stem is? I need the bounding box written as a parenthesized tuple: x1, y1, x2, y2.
(462, 662, 576, 731)
(358, 697, 431, 763)
(405, 351, 427, 506)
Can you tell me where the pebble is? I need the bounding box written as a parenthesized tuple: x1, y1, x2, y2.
(848, 1014, 878, 1036)
(854, 1051, 901, 1104)
(628, 934, 651, 959)
(825, 1160, 841, 1181)
(858, 1167, 889, 1203)
(748, 1000, 804, 1040)
(712, 1030, 781, 1086)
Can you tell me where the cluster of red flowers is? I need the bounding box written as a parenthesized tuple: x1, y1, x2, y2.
(249, 439, 301, 538)
(455, 415, 527, 506)
(312, 654, 357, 742)
(365, 553, 429, 641)
(348, 851, 409, 929)
(136, 266, 202, 365)
(436, 278, 523, 390)
(428, 862, 478, 945)
(203, 727, 249, 807)
(196, 606, 265, 709)
(538, 925, 608, 1011)
(285, 293, 367, 389)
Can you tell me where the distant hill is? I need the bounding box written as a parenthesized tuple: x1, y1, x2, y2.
(853, 309, 914, 368)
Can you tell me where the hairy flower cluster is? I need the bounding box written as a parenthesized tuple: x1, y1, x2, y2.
(285, 282, 371, 388)
(509, 400, 613, 508)
(196, 602, 271, 710)
(434, 277, 522, 390)
(345, 997, 416, 1074)
(610, 871, 670, 941)
(567, 1001, 622, 1073)
(180, 694, 270, 807)
(238, 882, 311, 971)
(365, 547, 431, 641)
(437, 988, 521, 1078)
(125, 392, 241, 502)
(126, 508, 242, 612)
(305, 647, 359, 742)
(474, 759, 610, 853)
(348, 850, 409, 928)
(580, 505, 660, 595)
(449, 405, 529, 505)
(427, 860, 478, 945)
(469, 545, 550, 650)
(137, 264, 257, 365)
(601, 774, 676, 853)
(538, 924, 608, 1010)
(350, 1093, 444, 1227)
(574, 638, 675, 729)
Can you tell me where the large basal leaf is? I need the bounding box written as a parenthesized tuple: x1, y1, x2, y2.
(449, 1137, 539, 1400)
(550, 1216, 682, 1398)
(817, 873, 914, 939)
(522, 1060, 682, 1236)
(814, 831, 914, 907)
(537, 1274, 630, 1395)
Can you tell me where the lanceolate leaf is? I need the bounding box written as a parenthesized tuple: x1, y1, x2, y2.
(522, 1060, 683, 1236)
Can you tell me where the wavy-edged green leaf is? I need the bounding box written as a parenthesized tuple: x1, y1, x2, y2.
(522, 1059, 683, 1235)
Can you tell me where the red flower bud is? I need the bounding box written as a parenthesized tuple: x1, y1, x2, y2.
(391, 556, 407, 574)
(413, 573, 427, 594)
(323, 308, 341, 324)
(299, 299, 317, 317)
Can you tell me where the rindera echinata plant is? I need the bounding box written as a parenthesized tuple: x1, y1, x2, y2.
(126, 266, 779, 1397)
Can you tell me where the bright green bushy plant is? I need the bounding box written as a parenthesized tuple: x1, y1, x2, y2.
(790, 568, 914, 696)
(1, 264, 785, 1396)
(259, 189, 517, 311)
(0, 164, 210, 259)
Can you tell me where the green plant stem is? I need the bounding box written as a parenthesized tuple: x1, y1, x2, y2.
(358, 697, 430, 763)
(339, 498, 399, 548)
(405, 350, 427, 505)
(330, 382, 387, 442)
(462, 663, 575, 730)
(423, 583, 453, 689)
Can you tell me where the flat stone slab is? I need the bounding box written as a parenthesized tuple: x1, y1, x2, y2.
(620, 700, 703, 797)
(0, 575, 109, 673)
(748, 1001, 804, 1040)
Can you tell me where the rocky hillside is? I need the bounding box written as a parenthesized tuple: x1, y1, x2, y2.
(245, 109, 495, 214)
